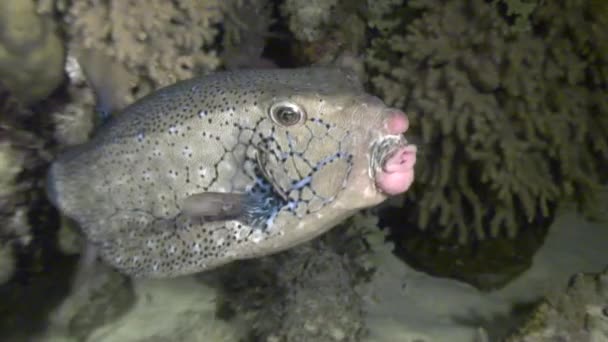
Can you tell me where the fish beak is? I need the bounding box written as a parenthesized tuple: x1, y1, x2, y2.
(370, 135, 417, 195)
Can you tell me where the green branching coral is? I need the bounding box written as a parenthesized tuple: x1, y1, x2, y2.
(494, 0, 538, 32)
(366, 0, 608, 243)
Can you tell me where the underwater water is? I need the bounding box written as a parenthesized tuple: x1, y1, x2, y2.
(1, 0, 607, 341)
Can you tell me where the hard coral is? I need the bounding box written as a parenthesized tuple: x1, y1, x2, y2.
(0, 83, 53, 284)
(45, 0, 224, 149)
(64, 0, 223, 101)
(269, 243, 364, 342)
(220, 0, 275, 69)
(0, 0, 65, 104)
(506, 266, 608, 341)
(280, 0, 369, 67)
(217, 236, 366, 342)
(366, 0, 608, 243)
(281, 0, 340, 42)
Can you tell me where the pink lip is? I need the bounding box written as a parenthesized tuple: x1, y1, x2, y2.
(375, 145, 417, 195)
(384, 110, 409, 135)
(382, 145, 417, 173)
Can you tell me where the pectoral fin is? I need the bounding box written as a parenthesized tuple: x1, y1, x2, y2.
(180, 190, 284, 231)
(181, 192, 246, 221)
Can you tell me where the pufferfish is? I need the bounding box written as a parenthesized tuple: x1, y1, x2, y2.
(46, 67, 417, 278)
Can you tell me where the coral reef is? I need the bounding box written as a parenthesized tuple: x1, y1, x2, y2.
(41, 225, 371, 341)
(267, 243, 364, 342)
(506, 266, 608, 341)
(220, 0, 275, 69)
(41, 265, 135, 341)
(280, 0, 369, 68)
(0, 82, 53, 285)
(216, 230, 369, 342)
(61, 0, 223, 103)
(365, 0, 608, 243)
(0, 0, 65, 104)
(44, 0, 226, 148)
(50, 53, 97, 147)
(0, 83, 71, 341)
(493, 0, 538, 33)
(281, 0, 340, 42)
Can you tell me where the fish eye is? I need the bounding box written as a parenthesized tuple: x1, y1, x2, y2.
(269, 101, 306, 126)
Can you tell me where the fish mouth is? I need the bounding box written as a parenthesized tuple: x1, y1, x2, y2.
(370, 135, 417, 195)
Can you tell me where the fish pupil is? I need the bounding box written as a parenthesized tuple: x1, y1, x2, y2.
(269, 101, 305, 126)
(277, 108, 298, 125)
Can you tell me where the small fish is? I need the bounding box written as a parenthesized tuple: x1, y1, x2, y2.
(46, 67, 417, 278)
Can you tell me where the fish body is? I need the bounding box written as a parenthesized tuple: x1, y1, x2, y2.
(47, 67, 417, 278)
